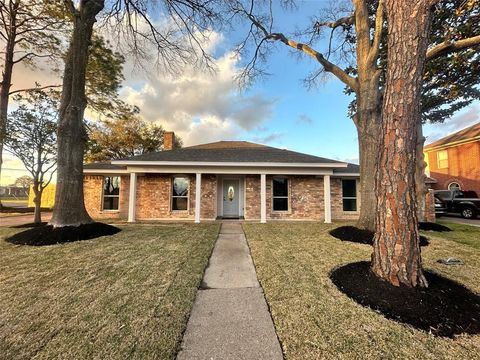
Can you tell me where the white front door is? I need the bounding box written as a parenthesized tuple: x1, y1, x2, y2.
(223, 179, 240, 217)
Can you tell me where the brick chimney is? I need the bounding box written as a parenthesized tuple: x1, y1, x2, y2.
(163, 131, 175, 151)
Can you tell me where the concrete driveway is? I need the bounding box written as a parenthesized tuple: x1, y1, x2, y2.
(0, 213, 52, 227)
(439, 214, 480, 227)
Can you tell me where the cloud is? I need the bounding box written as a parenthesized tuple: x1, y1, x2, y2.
(296, 113, 313, 125)
(425, 105, 480, 143)
(122, 50, 276, 145)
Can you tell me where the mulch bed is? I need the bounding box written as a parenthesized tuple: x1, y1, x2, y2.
(330, 261, 480, 337)
(6, 222, 121, 246)
(329, 226, 429, 247)
(418, 222, 452, 232)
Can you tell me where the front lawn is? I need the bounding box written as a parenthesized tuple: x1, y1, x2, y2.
(428, 220, 480, 249)
(244, 222, 480, 360)
(0, 223, 219, 359)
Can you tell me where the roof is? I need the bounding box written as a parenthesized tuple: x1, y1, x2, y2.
(333, 163, 359, 174)
(425, 122, 480, 150)
(110, 141, 343, 165)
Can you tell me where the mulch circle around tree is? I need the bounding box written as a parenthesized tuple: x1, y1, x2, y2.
(330, 261, 480, 337)
(329, 226, 429, 246)
(6, 222, 121, 246)
(418, 221, 452, 232)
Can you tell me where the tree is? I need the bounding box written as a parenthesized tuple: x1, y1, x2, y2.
(5, 89, 57, 223)
(0, 1, 135, 202)
(371, 0, 436, 287)
(14, 175, 32, 192)
(0, 0, 64, 203)
(50, 0, 222, 227)
(85, 115, 183, 162)
(237, 0, 480, 230)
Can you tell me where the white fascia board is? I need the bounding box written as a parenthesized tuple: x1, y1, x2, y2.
(111, 160, 348, 168)
(331, 173, 360, 177)
(126, 165, 335, 176)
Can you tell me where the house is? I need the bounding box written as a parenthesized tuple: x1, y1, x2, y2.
(83, 132, 361, 223)
(424, 122, 480, 194)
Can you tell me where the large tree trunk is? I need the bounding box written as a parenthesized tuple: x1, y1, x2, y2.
(49, 0, 104, 227)
(0, 0, 18, 209)
(371, 0, 434, 288)
(356, 110, 382, 230)
(355, 76, 383, 231)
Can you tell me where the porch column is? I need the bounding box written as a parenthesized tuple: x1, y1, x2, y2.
(128, 172, 137, 223)
(195, 173, 201, 223)
(324, 174, 332, 223)
(260, 174, 266, 223)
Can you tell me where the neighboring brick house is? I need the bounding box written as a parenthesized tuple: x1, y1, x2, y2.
(424, 122, 480, 194)
(83, 132, 361, 223)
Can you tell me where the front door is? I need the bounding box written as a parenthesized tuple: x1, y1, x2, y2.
(223, 179, 239, 218)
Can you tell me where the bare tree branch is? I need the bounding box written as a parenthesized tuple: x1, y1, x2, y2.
(426, 34, 480, 60)
(368, 0, 384, 64)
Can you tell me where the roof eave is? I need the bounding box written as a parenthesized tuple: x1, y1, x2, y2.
(110, 160, 348, 168)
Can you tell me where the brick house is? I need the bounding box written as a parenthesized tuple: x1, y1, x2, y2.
(424, 122, 480, 194)
(83, 132, 362, 223)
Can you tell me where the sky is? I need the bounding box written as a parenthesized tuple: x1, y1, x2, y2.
(1, 1, 479, 186)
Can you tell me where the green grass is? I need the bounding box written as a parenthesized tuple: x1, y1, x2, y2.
(0, 223, 219, 359)
(244, 222, 480, 360)
(422, 220, 480, 249)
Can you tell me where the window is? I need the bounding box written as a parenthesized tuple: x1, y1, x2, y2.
(448, 182, 461, 191)
(437, 150, 448, 169)
(272, 177, 289, 211)
(342, 179, 357, 211)
(172, 176, 189, 211)
(103, 176, 120, 210)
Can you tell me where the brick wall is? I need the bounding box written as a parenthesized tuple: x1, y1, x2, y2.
(331, 178, 361, 220)
(84, 175, 129, 219)
(245, 175, 324, 220)
(427, 141, 480, 194)
(84, 173, 217, 221)
(244, 175, 261, 219)
(84, 173, 362, 222)
(425, 190, 436, 223)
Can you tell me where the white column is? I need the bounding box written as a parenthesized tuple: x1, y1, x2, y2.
(324, 174, 332, 223)
(260, 174, 266, 223)
(128, 172, 137, 223)
(195, 173, 201, 223)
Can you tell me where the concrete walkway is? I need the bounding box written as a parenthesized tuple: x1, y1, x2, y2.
(177, 222, 283, 360)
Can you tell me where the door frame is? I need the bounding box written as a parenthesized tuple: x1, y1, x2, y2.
(221, 178, 241, 218)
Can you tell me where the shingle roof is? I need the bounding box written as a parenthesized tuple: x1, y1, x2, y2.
(333, 163, 359, 174)
(425, 122, 480, 150)
(112, 141, 343, 164)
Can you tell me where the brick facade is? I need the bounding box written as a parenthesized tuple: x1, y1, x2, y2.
(84, 173, 363, 222)
(84, 175, 129, 220)
(331, 178, 361, 220)
(426, 140, 480, 194)
(84, 174, 217, 221)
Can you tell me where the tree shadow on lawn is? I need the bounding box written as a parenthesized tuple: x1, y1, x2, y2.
(330, 261, 480, 338)
(5, 222, 121, 246)
(329, 226, 430, 246)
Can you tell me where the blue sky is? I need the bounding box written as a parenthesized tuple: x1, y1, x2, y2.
(1, 1, 479, 185)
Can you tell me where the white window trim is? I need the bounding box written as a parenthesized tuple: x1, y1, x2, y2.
(171, 175, 190, 212)
(342, 179, 358, 212)
(272, 176, 290, 213)
(101, 176, 120, 212)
